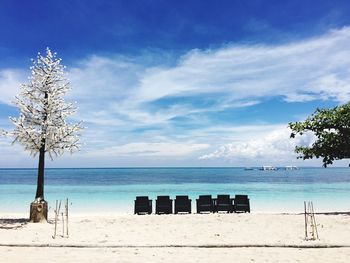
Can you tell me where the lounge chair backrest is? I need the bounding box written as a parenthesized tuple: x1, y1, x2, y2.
(157, 196, 170, 202)
(217, 195, 230, 203)
(235, 195, 248, 202)
(176, 195, 188, 200)
(199, 195, 212, 203)
(175, 195, 190, 204)
(136, 196, 149, 204)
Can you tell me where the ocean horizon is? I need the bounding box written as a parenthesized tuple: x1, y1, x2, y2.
(1, 167, 349, 214)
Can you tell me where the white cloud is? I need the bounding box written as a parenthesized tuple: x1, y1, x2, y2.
(62, 26, 350, 133)
(0, 138, 34, 167)
(133, 27, 350, 105)
(307, 74, 350, 104)
(199, 127, 316, 161)
(1, 27, 350, 166)
(0, 69, 25, 105)
(68, 55, 143, 102)
(3, 27, 350, 127)
(83, 142, 209, 157)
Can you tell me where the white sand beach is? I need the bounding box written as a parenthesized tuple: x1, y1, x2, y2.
(1, 212, 350, 262)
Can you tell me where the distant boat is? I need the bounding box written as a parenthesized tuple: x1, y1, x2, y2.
(260, 165, 277, 171)
(284, 166, 299, 170)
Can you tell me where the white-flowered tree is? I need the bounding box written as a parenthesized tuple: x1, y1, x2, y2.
(4, 48, 83, 222)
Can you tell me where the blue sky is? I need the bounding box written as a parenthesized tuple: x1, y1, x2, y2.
(1, 0, 350, 167)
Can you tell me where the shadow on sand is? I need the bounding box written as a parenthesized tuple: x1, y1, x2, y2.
(0, 218, 29, 230)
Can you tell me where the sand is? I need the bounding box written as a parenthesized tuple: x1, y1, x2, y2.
(1, 212, 350, 262)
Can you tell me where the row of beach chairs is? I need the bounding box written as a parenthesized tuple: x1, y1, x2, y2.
(134, 194, 250, 215)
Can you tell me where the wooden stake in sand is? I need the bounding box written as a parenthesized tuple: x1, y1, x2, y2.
(52, 198, 69, 239)
(52, 200, 58, 239)
(65, 198, 69, 237)
(304, 201, 319, 240)
(61, 211, 64, 237)
(52, 200, 61, 239)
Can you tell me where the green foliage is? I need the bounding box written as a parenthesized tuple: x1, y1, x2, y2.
(289, 102, 350, 167)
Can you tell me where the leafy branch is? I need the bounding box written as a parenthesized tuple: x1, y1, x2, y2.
(289, 103, 350, 167)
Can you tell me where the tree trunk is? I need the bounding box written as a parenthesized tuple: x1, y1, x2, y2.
(29, 144, 48, 222)
(29, 200, 48, 223)
(35, 145, 45, 200)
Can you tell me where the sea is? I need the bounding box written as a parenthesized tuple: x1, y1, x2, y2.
(0, 167, 349, 214)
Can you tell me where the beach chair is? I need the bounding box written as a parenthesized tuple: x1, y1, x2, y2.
(134, 196, 152, 215)
(175, 195, 191, 214)
(233, 195, 250, 213)
(215, 194, 233, 213)
(156, 196, 173, 214)
(196, 195, 214, 213)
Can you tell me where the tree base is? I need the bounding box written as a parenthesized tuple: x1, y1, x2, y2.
(29, 200, 48, 223)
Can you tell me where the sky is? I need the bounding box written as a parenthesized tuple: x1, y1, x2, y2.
(1, 0, 350, 167)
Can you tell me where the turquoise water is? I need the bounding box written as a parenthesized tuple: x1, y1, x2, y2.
(0, 167, 349, 213)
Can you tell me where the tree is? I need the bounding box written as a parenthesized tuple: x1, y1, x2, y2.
(289, 102, 350, 167)
(3, 48, 83, 222)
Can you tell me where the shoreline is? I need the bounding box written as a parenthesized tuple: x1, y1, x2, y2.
(1, 210, 350, 218)
(2, 208, 350, 215)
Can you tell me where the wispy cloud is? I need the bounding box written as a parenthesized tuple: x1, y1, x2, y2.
(0, 69, 24, 105)
(1, 27, 350, 166)
(84, 142, 209, 157)
(199, 127, 316, 162)
(135, 27, 350, 105)
(0, 138, 32, 167)
(67, 26, 350, 131)
(3, 27, 350, 123)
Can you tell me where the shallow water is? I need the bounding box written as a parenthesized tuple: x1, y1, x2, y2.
(0, 167, 349, 213)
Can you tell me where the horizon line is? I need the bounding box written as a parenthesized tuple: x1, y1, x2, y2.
(0, 166, 348, 169)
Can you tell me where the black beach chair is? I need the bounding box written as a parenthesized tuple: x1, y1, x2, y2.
(156, 196, 173, 214)
(134, 196, 152, 215)
(196, 195, 214, 213)
(233, 195, 250, 213)
(175, 195, 191, 214)
(215, 194, 233, 213)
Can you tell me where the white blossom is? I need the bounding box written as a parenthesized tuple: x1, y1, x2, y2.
(4, 48, 83, 159)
